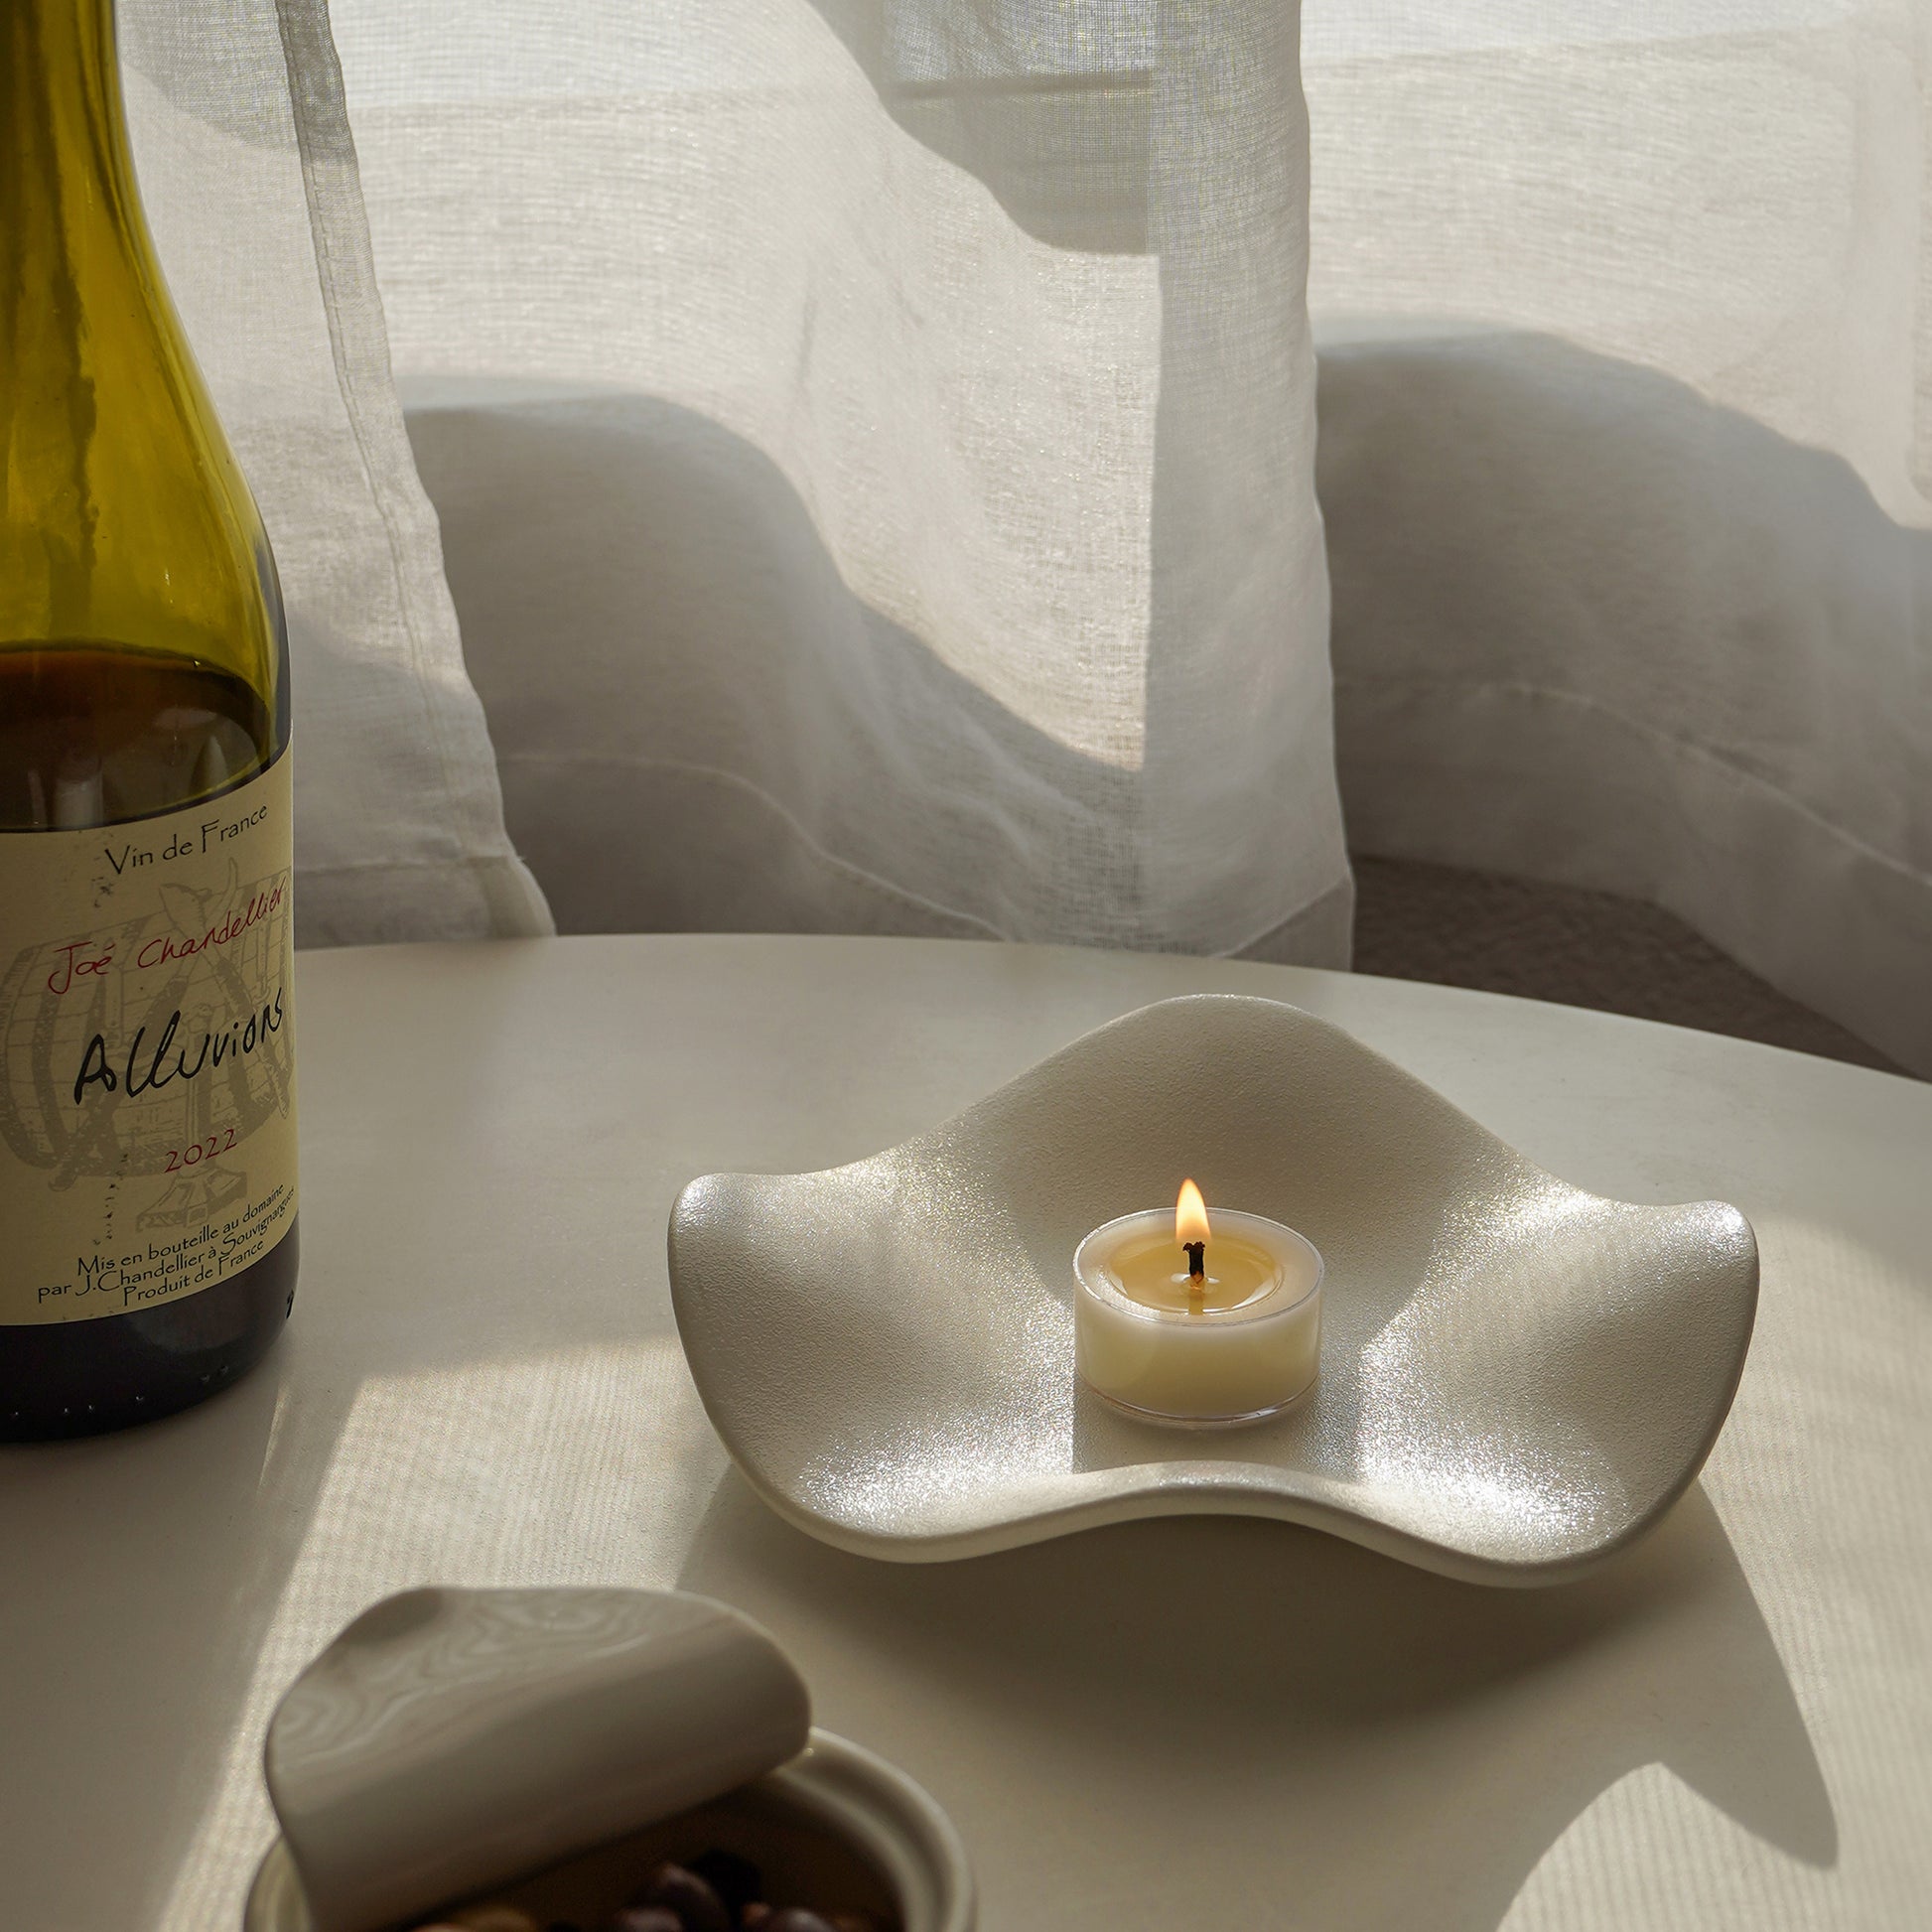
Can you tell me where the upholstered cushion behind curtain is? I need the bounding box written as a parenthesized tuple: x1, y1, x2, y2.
(327, 0, 1352, 965)
(1305, 1, 1932, 1074)
(117, 0, 551, 945)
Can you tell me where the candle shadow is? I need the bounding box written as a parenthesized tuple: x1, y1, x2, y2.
(676, 1474, 1834, 1930)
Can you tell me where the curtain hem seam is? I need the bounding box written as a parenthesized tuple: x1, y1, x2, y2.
(1337, 672, 1932, 894)
(497, 748, 1347, 954)
(501, 748, 1017, 942)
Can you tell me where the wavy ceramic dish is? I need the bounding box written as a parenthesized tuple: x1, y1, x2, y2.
(670, 995, 1758, 1584)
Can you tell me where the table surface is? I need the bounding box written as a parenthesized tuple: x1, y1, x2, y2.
(4, 934, 1929, 1932)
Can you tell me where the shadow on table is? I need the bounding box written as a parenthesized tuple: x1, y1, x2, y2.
(0, 1365, 291, 1929)
(678, 1474, 1833, 1930)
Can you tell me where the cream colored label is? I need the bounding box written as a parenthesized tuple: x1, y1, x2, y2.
(0, 755, 296, 1323)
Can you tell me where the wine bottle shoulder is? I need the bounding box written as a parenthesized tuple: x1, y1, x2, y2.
(1, 0, 283, 720)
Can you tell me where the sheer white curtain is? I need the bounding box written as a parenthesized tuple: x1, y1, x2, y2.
(326, 0, 1352, 965)
(128, 1, 1932, 1069)
(1304, 2, 1932, 1072)
(117, 0, 549, 945)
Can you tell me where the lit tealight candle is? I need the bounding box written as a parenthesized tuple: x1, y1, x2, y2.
(1073, 1179, 1322, 1427)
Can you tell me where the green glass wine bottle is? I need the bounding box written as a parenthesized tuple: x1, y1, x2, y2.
(1, 0, 298, 1437)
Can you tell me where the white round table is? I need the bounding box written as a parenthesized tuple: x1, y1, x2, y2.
(4, 935, 1928, 1930)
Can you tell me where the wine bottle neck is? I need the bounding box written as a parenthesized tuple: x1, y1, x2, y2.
(2, 0, 138, 205)
(2, 0, 285, 712)
(3, 0, 169, 644)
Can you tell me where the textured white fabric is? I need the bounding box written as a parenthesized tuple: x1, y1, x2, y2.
(326, 0, 1351, 963)
(116, 0, 551, 945)
(1302, 4, 1932, 1073)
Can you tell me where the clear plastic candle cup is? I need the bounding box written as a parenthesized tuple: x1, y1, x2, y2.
(1073, 1182, 1322, 1427)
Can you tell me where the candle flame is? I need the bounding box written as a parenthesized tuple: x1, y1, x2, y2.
(1175, 1177, 1209, 1249)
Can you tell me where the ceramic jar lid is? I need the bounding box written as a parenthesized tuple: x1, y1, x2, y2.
(264, 1587, 811, 1932)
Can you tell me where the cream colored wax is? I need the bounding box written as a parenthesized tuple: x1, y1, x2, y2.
(1073, 1209, 1322, 1425)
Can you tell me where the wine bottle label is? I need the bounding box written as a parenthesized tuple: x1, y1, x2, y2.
(0, 754, 297, 1324)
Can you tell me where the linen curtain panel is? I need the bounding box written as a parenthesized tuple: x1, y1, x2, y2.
(1305, 2, 1932, 1073)
(115, 0, 550, 945)
(326, 0, 1353, 966)
(120, 0, 1932, 1071)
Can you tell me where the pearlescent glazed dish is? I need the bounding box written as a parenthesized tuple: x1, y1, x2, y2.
(669, 995, 1758, 1584)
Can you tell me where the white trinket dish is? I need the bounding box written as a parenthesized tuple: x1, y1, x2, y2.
(668, 995, 1758, 1585)
(245, 1586, 973, 1932)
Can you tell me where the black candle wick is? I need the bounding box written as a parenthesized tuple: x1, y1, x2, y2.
(1183, 1240, 1206, 1282)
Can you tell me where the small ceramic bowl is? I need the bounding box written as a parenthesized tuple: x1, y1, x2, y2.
(244, 1727, 974, 1932)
